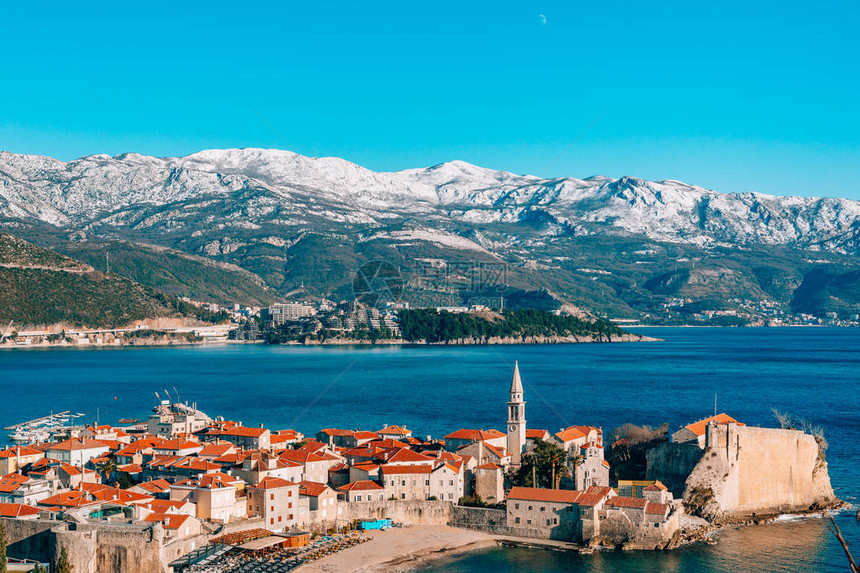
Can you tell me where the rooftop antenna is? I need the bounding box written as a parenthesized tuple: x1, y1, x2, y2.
(714, 393, 717, 417)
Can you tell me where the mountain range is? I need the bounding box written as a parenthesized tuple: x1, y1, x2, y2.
(1, 148, 858, 321)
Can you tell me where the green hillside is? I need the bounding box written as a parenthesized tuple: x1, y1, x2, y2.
(0, 233, 227, 329)
(55, 240, 280, 307)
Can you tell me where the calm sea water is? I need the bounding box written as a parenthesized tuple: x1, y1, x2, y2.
(1, 327, 858, 571)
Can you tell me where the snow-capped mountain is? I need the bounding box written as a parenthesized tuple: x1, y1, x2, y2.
(1, 148, 859, 320)
(2, 148, 858, 253)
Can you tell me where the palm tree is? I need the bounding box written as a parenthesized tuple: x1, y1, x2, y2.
(520, 450, 538, 487)
(96, 458, 118, 484)
(544, 448, 569, 489)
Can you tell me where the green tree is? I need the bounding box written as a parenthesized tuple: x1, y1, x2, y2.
(55, 547, 71, 573)
(95, 458, 118, 483)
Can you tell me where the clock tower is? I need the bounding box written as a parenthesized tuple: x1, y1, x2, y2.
(506, 361, 526, 467)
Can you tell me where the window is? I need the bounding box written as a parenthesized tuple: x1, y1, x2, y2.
(270, 506, 274, 512)
(527, 519, 532, 525)
(401, 480, 406, 486)
(401, 493, 406, 499)
(540, 506, 545, 512)
(356, 495, 362, 502)
(270, 493, 275, 500)
(289, 514, 293, 519)
(514, 517, 521, 524)
(425, 480, 430, 486)
(288, 490, 293, 497)
(553, 518, 558, 525)
(278, 516, 282, 522)
(528, 505, 533, 511)
(288, 502, 292, 508)
(546, 519, 551, 526)
(449, 480, 453, 486)
(515, 503, 520, 510)
(270, 518, 274, 524)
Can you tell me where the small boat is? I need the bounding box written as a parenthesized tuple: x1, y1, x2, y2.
(117, 418, 139, 424)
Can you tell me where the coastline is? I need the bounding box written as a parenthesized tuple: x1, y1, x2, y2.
(0, 332, 660, 350)
(295, 525, 497, 573)
(297, 506, 851, 573)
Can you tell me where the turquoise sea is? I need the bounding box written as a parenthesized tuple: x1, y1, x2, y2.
(1, 327, 858, 572)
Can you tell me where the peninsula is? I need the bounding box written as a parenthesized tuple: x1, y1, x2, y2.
(0, 364, 839, 572)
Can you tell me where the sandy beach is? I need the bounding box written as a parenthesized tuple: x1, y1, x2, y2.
(296, 525, 497, 573)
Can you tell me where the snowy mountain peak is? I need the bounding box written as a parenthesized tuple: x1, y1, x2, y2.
(0, 148, 858, 254)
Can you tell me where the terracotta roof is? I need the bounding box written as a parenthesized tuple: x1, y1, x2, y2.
(135, 479, 171, 494)
(377, 425, 411, 436)
(0, 446, 43, 458)
(142, 499, 189, 512)
(444, 429, 504, 441)
(483, 443, 508, 458)
(253, 477, 296, 490)
(379, 464, 432, 475)
(225, 426, 269, 438)
(298, 481, 332, 497)
(0, 473, 30, 493)
(352, 431, 380, 440)
(525, 429, 549, 439)
(507, 487, 582, 504)
(38, 490, 97, 508)
(682, 413, 744, 437)
(475, 463, 503, 470)
(643, 481, 668, 492)
(144, 512, 192, 529)
(0, 503, 40, 518)
(198, 442, 236, 457)
(117, 463, 142, 473)
(46, 438, 110, 451)
(319, 428, 354, 437)
(645, 502, 670, 516)
(338, 480, 384, 492)
(385, 449, 434, 464)
(554, 425, 600, 443)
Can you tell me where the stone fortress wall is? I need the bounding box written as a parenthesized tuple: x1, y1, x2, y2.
(682, 423, 835, 520)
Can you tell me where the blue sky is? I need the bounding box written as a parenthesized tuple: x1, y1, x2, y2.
(1, 1, 858, 199)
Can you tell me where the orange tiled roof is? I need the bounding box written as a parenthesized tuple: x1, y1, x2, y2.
(507, 487, 582, 504)
(338, 480, 384, 492)
(253, 477, 296, 490)
(444, 429, 504, 441)
(554, 425, 600, 443)
(144, 512, 192, 529)
(225, 426, 269, 438)
(0, 446, 43, 458)
(475, 462, 503, 470)
(377, 425, 411, 436)
(379, 464, 432, 475)
(134, 479, 171, 494)
(298, 481, 332, 497)
(525, 429, 549, 439)
(645, 501, 670, 515)
(0, 503, 40, 518)
(643, 481, 668, 492)
(0, 473, 30, 493)
(385, 449, 434, 464)
(683, 413, 744, 437)
(46, 438, 110, 451)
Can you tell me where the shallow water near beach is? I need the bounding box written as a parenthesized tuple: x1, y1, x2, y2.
(1, 327, 858, 571)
